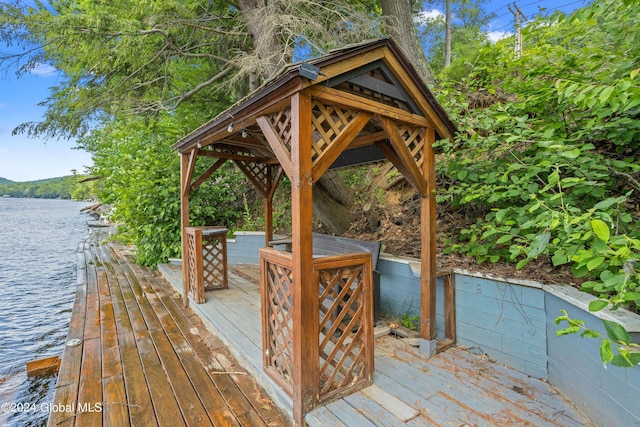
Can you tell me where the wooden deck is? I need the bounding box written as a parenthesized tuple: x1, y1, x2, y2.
(49, 231, 289, 426)
(158, 262, 594, 427)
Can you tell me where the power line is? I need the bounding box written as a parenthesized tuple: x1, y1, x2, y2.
(489, 0, 586, 33)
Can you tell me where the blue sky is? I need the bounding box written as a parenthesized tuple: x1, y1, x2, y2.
(0, 0, 587, 182)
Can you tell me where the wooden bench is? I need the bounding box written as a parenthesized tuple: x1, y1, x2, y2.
(269, 233, 382, 324)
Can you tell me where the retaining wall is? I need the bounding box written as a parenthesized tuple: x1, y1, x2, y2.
(223, 231, 640, 424)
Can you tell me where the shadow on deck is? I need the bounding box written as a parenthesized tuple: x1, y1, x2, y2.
(49, 232, 289, 426)
(159, 262, 594, 427)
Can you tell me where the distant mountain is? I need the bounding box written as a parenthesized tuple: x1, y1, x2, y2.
(0, 175, 80, 199)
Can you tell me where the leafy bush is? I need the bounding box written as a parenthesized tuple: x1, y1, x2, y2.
(435, 0, 640, 317)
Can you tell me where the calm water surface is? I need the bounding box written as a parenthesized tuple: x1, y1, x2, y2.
(0, 198, 91, 427)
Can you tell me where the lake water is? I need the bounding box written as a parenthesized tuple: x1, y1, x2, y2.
(0, 198, 91, 427)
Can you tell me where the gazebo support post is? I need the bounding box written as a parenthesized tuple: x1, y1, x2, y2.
(290, 92, 317, 426)
(264, 195, 273, 247)
(180, 151, 193, 308)
(419, 128, 437, 357)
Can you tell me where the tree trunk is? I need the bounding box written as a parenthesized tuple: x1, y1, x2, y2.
(237, 0, 292, 81)
(312, 179, 353, 235)
(237, 0, 357, 235)
(381, 0, 437, 87)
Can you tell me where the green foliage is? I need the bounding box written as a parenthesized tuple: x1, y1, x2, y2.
(433, 0, 640, 367)
(436, 0, 640, 308)
(400, 313, 420, 331)
(78, 110, 254, 267)
(556, 309, 640, 368)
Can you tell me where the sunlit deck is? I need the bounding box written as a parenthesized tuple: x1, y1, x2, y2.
(49, 232, 289, 426)
(159, 262, 594, 426)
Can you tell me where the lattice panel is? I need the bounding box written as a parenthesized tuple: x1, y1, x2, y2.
(234, 161, 281, 198)
(186, 231, 199, 300)
(268, 109, 292, 153)
(317, 265, 369, 400)
(202, 233, 228, 290)
(311, 101, 358, 162)
(265, 260, 295, 390)
(398, 124, 426, 169)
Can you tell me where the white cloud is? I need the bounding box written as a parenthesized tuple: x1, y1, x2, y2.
(417, 9, 445, 23)
(487, 31, 512, 43)
(29, 63, 57, 77)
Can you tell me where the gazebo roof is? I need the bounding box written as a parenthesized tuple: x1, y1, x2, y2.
(174, 37, 455, 173)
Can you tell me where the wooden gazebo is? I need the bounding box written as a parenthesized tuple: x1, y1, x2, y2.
(174, 37, 455, 425)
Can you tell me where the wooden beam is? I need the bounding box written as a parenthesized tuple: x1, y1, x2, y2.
(267, 166, 284, 200)
(381, 48, 453, 141)
(350, 131, 388, 149)
(191, 158, 226, 192)
(306, 86, 431, 128)
(374, 139, 414, 185)
(301, 48, 386, 89)
(312, 111, 372, 182)
(290, 91, 317, 426)
(256, 115, 294, 179)
(181, 148, 197, 197)
(420, 128, 437, 340)
(197, 149, 270, 163)
(180, 152, 192, 308)
(377, 115, 427, 197)
(264, 196, 273, 247)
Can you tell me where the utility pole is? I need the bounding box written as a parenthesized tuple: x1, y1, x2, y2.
(507, 2, 528, 58)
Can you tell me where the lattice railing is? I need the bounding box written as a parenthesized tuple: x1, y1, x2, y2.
(186, 230, 200, 302)
(185, 226, 228, 304)
(259, 248, 374, 407)
(315, 254, 374, 403)
(202, 230, 228, 291)
(260, 249, 295, 396)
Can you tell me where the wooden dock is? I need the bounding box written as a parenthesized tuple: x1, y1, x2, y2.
(48, 232, 289, 426)
(159, 263, 594, 427)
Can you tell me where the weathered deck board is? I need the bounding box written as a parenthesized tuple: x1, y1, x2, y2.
(158, 262, 594, 427)
(49, 232, 289, 427)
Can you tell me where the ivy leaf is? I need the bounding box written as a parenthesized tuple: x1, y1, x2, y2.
(600, 340, 614, 366)
(588, 299, 609, 312)
(527, 232, 551, 258)
(603, 320, 630, 345)
(552, 249, 568, 266)
(623, 292, 640, 302)
(611, 353, 640, 367)
(590, 219, 610, 243)
(586, 256, 605, 271)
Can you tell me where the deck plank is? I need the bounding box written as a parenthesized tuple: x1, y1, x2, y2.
(126, 261, 268, 427)
(48, 240, 90, 427)
(75, 337, 102, 427)
(102, 374, 129, 427)
(50, 234, 289, 427)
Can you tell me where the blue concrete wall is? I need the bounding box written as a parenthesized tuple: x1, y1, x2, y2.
(226, 231, 264, 265)
(546, 292, 640, 426)
(377, 255, 640, 424)
(455, 274, 548, 379)
(377, 257, 446, 338)
(377, 259, 547, 379)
